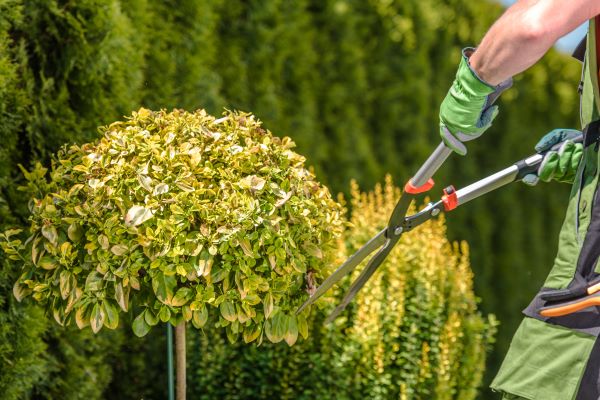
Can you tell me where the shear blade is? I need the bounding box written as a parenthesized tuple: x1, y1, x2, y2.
(325, 238, 394, 323)
(296, 229, 387, 314)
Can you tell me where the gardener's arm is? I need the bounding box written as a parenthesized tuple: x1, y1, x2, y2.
(471, 0, 600, 85)
(439, 0, 600, 155)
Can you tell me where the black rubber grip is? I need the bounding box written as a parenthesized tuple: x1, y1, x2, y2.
(514, 133, 584, 181)
(540, 276, 600, 302)
(539, 286, 588, 302)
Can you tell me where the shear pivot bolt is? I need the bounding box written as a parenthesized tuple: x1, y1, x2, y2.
(431, 208, 440, 217)
(394, 227, 403, 235)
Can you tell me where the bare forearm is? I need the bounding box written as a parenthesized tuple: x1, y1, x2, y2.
(470, 0, 600, 86)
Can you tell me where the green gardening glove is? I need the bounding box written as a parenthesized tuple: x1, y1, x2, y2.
(440, 48, 512, 155)
(522, 129, 583, 186)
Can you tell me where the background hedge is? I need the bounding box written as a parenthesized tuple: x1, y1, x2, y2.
(0, 0, 581, 398)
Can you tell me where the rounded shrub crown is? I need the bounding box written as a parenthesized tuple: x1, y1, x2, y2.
(2, 108, 343, 345)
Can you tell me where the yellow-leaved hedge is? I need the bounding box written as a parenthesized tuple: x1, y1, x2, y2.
(189, 177, 496, 400)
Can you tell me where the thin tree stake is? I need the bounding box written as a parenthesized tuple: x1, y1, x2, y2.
(175, 322, 186, 400)
(167, 324, 175, 400)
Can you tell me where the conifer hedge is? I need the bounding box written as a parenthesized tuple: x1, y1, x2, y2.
(0, 0, 581, 397)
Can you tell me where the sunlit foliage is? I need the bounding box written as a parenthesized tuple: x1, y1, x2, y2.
(1, 109, 343, 345)
(189, 178, 496, 400)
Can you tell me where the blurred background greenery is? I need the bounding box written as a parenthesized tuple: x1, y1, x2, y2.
(0, 0, 583, 398)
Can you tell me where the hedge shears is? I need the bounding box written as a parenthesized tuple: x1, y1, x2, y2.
(297, 134, 584, 323)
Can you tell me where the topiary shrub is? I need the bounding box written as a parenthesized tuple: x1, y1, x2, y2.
(1, 108, 343, 346)
(188, 177, 496, 400)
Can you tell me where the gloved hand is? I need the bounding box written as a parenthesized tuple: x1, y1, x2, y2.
(439, 48, 512, 155)
(522, 129, 583, 186)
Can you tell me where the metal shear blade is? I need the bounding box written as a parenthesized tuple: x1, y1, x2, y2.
(296, 141, 456, 322)
(296, 228, 387, 314)
(296, 188, 449, 322)
(324, 235, 398, 323)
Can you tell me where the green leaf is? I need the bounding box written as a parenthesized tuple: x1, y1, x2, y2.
(171, 287, 193, 307)
(125, 205, 155, 227)
(103, 301, 119, 329)
(4, 228, 23, 238)
(182, 305, 192, 321)
(170, 204, 185, 214)
(152, 271, 176, 304)
(226, 326, 238, 344)
(244, 293, 261, 305)
(170, 313, 183, 327)
(88, 178, 104, 189)
(67, 223, 83, 242)
(145, 309, 159, 326)
(13, 281, 30, 302)
(53, 308, 65, 326)
(75, 306, 89, 329)
(137, 174, 153, 192)
(90, 303, 105, 333)
(243, 325, 261, 343)
(158, 306, 171, 322)
(211, 268, 228, 284)
(263, 292, 274, 319)
(133, 311, 151, 337)
(114, 281, 130, 311)
(192, 306, 208, 328)
(265, 312, 286, 343)
(41, 225, 58, 246)
(85, 271, 104, 292)
(65, 290, 78, 315)
(238, 175, 266, 191)
(196, 249, 213, 277)
(59, 271, 72, 300)
(153, 183, 169, 195)
(220, 301, 237, 322)
(284, 315, 299, 346)
(175, 264, 186, 276)
(291, 258, 306, 273)
(130, 276, 140, 290)
(98, 234, 109, 250)
(60, 242, 72, 257)
(111, 244, 129, 256)
(264, 320, 280, 343)
(297, 314, 309, 340)
(303, 243, 323, 259)
(38, 255, 57, 270)
(31, 237, 41, 265)
(236, 303, 249, 323)
(239, 238, 253, 257)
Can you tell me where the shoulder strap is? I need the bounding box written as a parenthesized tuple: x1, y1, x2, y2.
(584, 119, 600, 147)
(573, 35, 587, 63)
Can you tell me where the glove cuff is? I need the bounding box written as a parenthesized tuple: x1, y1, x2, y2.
(457, 48, 496, 96)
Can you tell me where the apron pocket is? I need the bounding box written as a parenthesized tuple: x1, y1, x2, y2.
(491, 317, 595, 400)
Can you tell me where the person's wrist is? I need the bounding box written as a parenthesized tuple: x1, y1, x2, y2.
(468, 48, 514, 87)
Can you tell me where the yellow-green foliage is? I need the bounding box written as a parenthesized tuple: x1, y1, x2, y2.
(0, 1, 578, 396)
(1, 109, 343, 345)
(189, 177, 496, 400)
(339, 177, 496, 399)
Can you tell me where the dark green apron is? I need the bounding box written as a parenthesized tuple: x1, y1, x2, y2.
(491, 18, 600, 400)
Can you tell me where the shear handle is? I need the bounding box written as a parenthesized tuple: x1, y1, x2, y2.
(411, 142, 453, 188)
(515, 133, 584, 180)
